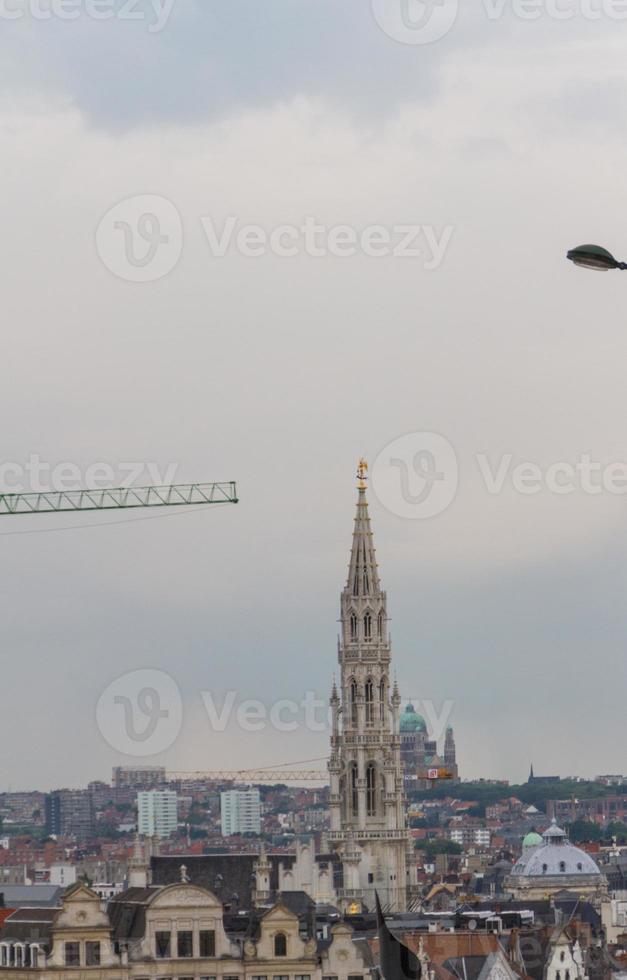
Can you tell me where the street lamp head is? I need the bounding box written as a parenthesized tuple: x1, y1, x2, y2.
(566, 244, 624, 272)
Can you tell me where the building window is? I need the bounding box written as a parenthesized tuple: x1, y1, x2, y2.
(350, 679, 358, 727)
(200, 976, 217, 980)
(556, 972, 561, 980)
(350, 762, 358, 816)
(350, 613, 358, 641)
(559, 862, 566, 873)
(85, 942, 101, 966)
(274, 933, 287, 957)
(323, 975, 339, 980)
(296, 975, 311, 980)
(64, 942, 80, 967)
(177, 931, 193, 958)
(542, 864, 548, 874)
(560, 953, 565, 962)
(273, 975, 289, 980)
(565, 972, 570, 980)
(349, 975, 364, 980)
(199, 930, 216, 957)
(365, 679, 374, 725)
(156, 931, 171, 958)
(379, 679, 386, 721)
(252, 976, 268, 980)
(366, 762, 377, 816)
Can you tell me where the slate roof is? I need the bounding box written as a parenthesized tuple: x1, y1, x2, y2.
(0, 908, 57, 945)
(108, 887, 161, 941)
(0, 885, 62, 908)
(151, 852, 341, 908)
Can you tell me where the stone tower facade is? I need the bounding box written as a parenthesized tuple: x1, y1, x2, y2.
(328, 462, 416, 913)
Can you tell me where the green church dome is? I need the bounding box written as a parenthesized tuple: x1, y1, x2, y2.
(400, 702, 427, 733)
(522, 831, 543, 848)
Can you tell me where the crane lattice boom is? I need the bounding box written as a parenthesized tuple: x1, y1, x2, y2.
(0, 481, 238, 516)
(168, 769, 328, 783)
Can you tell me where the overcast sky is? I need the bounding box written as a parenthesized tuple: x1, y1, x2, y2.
(1, 0, 626, 792)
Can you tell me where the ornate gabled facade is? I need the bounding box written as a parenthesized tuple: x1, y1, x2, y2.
(0, 879, 371, 980)
(328, 461, 416, 913)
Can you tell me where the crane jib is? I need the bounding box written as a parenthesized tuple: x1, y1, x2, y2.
(0, 482, 238, 515)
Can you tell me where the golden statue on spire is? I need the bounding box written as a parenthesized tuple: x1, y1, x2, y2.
(357, 458, 368, 489)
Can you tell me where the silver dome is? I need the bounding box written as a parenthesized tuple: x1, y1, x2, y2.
(510, 820, 601, 878)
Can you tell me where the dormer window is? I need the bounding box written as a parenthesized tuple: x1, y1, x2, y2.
(274, 933, 287, 957)
(542, 864, 548, 874)
(559, 861, 566, 873)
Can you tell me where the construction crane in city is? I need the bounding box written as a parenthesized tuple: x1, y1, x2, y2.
(168, 757, 329, 783)
(0, 481, 238, 516)
(168, 768, 329, 783)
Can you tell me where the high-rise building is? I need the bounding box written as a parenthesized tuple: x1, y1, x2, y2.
(327, 461, 416, 912)
(45, 789, 94, 840)
(220, 789, 261, 837)
(137, 790, 178, 838)
(112, 766, 167, 789)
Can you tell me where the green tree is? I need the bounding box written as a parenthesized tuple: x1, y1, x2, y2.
(606, 821, 627, 841)
(567, 820, 602, 843)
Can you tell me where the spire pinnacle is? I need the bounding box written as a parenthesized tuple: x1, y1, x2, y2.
(345, 462, 381, 597)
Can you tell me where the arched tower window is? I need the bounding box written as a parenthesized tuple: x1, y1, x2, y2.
(366, 763, 377, 816)
(378, 609, 384, 638)
(274, 933, 287, 957)
(350, 679, 358, 726)
(350, 613, 358, 642)
(364, 612, 372, 642)
(350, 762, 358, 816)
(379, 679, 386, 722)
(365, 678, 374, 726)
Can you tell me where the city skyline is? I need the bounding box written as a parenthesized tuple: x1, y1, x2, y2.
(2, 3, 627, 791)
(1, 463, 623, 791)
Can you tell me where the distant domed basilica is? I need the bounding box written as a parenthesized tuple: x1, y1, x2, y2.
(399, 702, 459, 789)
(506, 819, 606, 899)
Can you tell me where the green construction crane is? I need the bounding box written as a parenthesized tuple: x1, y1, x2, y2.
(0, 481, 238, 516)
